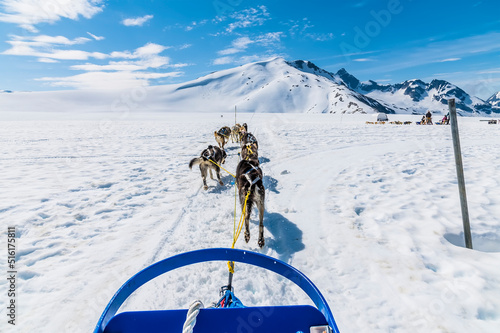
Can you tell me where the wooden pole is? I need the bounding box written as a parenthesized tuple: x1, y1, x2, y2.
(448, 99, 473, 249)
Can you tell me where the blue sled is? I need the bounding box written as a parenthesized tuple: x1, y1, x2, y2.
(94, 248, 340, 333)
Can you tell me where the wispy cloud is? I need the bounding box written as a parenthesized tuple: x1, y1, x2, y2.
(439, 58, 461, 62)
(0, 0, 103, 32)
(122, 14, 153, 27)
(36, 42, 185, 90)
(216, 6, 270, 34)
(185, 19, 208, 31)
(36, 71, 181, 90)
(38, 57, 59, 63)
(353, 58, 374, 62)
(87, 32, 105, 41)
(218, 37, 253, 55)
(213, 32, 283, 65)
(2, 34, 104, 60)
(284, 18, 335, 42)
(354, 32, 500, 76)
(213, 56, 233, 65)
(3, 35, 185, 89)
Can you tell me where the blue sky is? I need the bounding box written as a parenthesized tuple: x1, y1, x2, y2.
(1, 0, 499, 99)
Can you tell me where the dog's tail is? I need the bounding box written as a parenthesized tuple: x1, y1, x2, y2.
(189, 157, 203, 169)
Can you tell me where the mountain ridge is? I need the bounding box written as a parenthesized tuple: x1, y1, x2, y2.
(1, 57, 499, 115)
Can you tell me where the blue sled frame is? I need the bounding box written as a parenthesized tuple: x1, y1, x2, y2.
(94, 248, 340, 333)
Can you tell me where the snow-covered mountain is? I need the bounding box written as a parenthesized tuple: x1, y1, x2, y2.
(486, 91, 500, 109)
(1, 57, 498, 115)
(335, 68, 498, 115)
(152, 57, 497, 115)
(147, 57, 394, 114)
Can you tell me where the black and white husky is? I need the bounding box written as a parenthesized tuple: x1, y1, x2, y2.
(236, 156, 265, 247)
(240, 132, 258, 150)
(189, 145, 227, 190)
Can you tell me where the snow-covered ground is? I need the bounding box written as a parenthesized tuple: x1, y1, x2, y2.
(1, 112, 499, 332)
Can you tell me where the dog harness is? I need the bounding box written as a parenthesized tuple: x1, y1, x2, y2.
(243, 164, 261, 186)
(202, 146, 216, 161)
(243, 144, 256, 160)
(218, 128, 230, 138)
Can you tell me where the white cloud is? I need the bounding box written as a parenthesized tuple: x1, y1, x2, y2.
(232, 37, 253, 49)
(2, 31, 184, 90)
(135, 43, 167, 56)
(0, 0, 103, 32)
(36, 71, 182, 90)
(184, 19, 208, 31)
(355, 32, 500, 76)
(255, 32, 283, 45)
(218, 48, 241, 56)
(122, 14, 153, 27)
(216, 33, 283, 59)
(285, 18, 335, 42)
(36, 42, 185, 90)
(10, 34, 90, 46)
(439, 58, 461, 62)
(213, 53, 283, 67)
(87, 32, 104, 41)
(213, 56, 234, 65)
(38, 57, 59, 63)
(224, 6, 270, 34)
(2, 35, 106, 60)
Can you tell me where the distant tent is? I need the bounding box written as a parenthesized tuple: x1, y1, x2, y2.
(376, 113, 388, 121)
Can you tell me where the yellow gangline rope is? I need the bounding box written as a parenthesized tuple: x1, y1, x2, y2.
(208, 159, 236, 178)
(228, 189, 251, 274)
(206, 157, 251, 274)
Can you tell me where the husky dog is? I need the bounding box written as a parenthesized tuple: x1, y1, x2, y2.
(214, 126, 232, 149)
(189, 145, 227, 190)
(241, 142, 258, 161)
(240, 132, 258, 150)
(231, 123, 242, 143)
(236, 156, 265, 247)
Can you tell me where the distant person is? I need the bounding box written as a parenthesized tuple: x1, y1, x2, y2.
(442, 114, 448, 124)
(426, 110, 433, 125)
(445, 112, 450, 124)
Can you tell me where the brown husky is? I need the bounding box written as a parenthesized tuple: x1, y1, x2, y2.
(189, 145, 227, 190)
(231, 123, 242, 143)
(214, 126, 231, 149)
(236, 156, 265, 247)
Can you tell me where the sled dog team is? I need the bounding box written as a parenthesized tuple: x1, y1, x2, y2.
(189, 123, 266, 248)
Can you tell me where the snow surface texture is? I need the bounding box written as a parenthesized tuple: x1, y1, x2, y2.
(0, 112, 499, 332)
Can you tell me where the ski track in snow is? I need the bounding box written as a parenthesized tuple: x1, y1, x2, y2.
(0, 113, 499, 332)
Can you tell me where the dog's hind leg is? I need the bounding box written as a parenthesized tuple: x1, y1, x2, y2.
(200, 165, 208, 190)
(209, 168, 214, 180)
(244, 206, 251, 243)
(216, 168, 223, 186)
